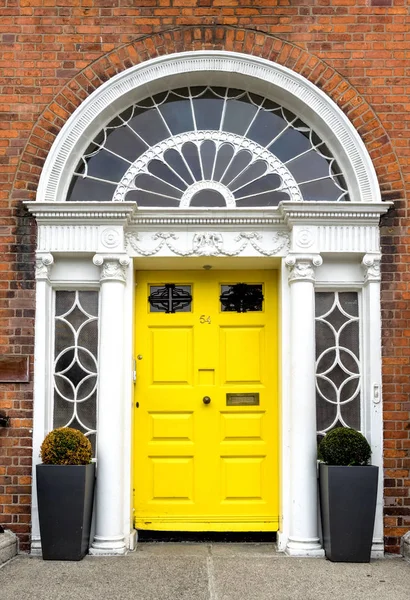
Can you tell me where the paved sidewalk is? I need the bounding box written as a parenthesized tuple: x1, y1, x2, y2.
(0, 543, 409, 600)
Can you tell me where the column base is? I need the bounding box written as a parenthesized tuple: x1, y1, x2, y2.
(371, 539, 384, 559)
(30, 537, 42, 556)
(90, 535, 127, 556)
(128, 529, 137, 552)
(285, 537, 325, 558)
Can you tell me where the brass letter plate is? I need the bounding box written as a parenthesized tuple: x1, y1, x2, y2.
(226, 393, 260, 406)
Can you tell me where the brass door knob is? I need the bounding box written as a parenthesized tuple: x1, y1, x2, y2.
(203, 396, 211, 405)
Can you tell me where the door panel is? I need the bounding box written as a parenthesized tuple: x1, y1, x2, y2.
(134, 270, 279, 531)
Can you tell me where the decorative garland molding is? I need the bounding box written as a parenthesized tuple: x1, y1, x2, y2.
(35, 51, 383, 207)
(125, 231, 290, 258)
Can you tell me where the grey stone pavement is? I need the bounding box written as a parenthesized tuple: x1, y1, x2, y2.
(0, 543, 409, 600)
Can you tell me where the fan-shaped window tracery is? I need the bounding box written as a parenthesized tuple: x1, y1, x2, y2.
(67, 87, 349, 206)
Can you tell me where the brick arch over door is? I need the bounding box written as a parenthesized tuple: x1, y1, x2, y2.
(13, 26, 403, 207)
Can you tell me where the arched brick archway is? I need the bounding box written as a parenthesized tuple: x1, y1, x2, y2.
(12, 26, 403, 206)
(7, 26, 405, 554)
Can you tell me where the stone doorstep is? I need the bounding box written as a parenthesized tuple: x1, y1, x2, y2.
(401, 531, 410, 561)
(0, 531, 18, 566)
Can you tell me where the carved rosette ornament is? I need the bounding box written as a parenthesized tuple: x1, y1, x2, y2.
(285, 254, 323, 283)
(101, 228, 121, 249)
(93, 255, 130, 283)
(35, 253, 54, 280)
(362, 253, 381, 283)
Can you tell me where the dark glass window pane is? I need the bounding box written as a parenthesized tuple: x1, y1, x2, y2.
(299, 178, 344, 201)
(222, 99, 258, 136)
(315, 292, 334, 318)
(269, 127, 311, 162)
(222, 150, 253, 186)
(78, 291, 99, 318)
(67, 175, 116, 202)
(53, 291, 99, 457)
(55, 321, 75, 355)
(341, 396, 361, 430)
(125, 190, 180, 207)
(190, 190, 226, 207)
(129, 107, 169, 146)
(159, 98, 194, 135)
(104, 124, 147, 162)
(247, 110, 286, 147)
(233, 171, 281, 199)
(315, 292, 360, 436)
(77, 393, 97, 429)
(134, 173, 182, 199)
(181, 142, 202, 181)
(213, 144, 235, 181)
(193, 90, 224, 130)
(83, 149, 129, 182)
(148, 160, 186, 191)
(236, 190, 289, 207)
(338, 292, 359, 317)
(199, 140, 216, 180)
(149, 284, 192, 313)
(228, 160, 267, 192)
(316, 393, 337, 433)
(164, 148, 195, 185)
(56, 291, 76, 316)
(220, 284, 263, 313)
(287, 151, 330, 182)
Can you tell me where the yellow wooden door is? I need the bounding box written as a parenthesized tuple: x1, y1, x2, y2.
(134, 270, 278, 531)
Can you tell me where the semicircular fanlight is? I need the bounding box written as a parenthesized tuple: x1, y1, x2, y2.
(67, 87, 349, 206)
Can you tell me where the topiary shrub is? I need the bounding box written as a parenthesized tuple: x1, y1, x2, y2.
(318, 427, 371, 466)
(40, 427, 92, 465)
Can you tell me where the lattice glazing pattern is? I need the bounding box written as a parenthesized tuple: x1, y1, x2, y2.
(53, 291, 99, 454)
(315, 292, 361, 439)
(68, 87, 349, 206)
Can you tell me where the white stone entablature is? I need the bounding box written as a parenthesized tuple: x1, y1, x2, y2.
(27, 201, 387, 258)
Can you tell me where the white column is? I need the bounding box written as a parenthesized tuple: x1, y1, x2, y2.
(285, 254, 324, 557)
(90, 254, 130, 555)
(31, 253, 54, 555)
(362, 253, 384, 557)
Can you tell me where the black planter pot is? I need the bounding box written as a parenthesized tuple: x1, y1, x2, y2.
(36, 463, 95, 561)
(319, 463, 378, 562)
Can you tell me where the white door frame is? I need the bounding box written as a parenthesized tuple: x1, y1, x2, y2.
(27, 50, 388, 557)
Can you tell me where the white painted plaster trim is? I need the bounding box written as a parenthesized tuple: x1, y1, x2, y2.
(35, 51, 382, 206)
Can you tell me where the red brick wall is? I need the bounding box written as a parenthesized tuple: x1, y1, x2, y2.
(1, 1, 409, 553)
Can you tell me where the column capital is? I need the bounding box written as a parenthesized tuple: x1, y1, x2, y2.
(35, 253, 54, 281)
(93, 254, 131, 283)
(362, 253, 381, 283)
(285, 254, 323, 283)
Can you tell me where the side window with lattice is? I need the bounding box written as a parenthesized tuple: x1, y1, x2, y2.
(315, 292, 361, 441)
(53, 291, 99, 455)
